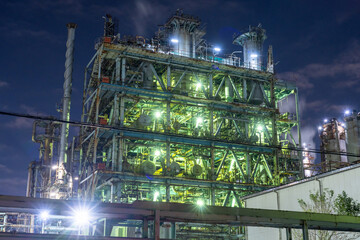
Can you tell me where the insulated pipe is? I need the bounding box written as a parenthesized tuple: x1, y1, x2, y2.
(59, 23, 77, 177)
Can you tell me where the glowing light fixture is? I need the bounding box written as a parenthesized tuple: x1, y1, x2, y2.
(155, 111, 162, 119)
(73, 207, 91, 226)
(345, 110, 350, 115)
(324, 119, 328, 123)
(153, 191, 160, 201)
(250, 53, 258, 58)
(74, 177, 79, 180)
(196, 82, 202, 89)
(196, 117, 203, 126)
(49, 192, 56, 198)
(196, 199, 205, 207)
(40, 210, 49, 221)
(257, 125, 263, 132)
(170, 38, 179, 43)
(214, 47, 221, 52)
(154, 150, 161, 157)
(318, 126, 322, 130)
(51, 165, 58, 170)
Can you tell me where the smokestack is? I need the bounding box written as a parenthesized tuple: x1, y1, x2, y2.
(58, 23, 77, 180)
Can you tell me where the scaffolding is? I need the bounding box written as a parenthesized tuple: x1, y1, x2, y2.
(77, 12, 302, 207)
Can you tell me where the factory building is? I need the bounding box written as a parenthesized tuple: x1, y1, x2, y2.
(27, 11, 303, 238)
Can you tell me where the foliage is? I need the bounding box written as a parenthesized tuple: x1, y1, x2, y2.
(293, 189, 360, 240)
(334, 191, 360, 217)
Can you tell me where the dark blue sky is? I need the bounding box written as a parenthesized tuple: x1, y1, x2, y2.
(0, 0, 359, 195)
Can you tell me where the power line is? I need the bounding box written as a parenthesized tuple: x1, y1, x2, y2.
(1, 110, 360, 158)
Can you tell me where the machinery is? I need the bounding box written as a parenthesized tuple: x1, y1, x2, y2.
(78, 11, 302, 205)
(29, 10, 303, 239)
(319, 118, 348, 171)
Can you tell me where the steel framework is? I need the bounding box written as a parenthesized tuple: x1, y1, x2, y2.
(78, 32, 302, 206)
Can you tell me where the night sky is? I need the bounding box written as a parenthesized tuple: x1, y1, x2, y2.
(0, 0, 359, 196)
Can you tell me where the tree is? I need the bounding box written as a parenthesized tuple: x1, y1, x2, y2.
(293, 189, 360, 240)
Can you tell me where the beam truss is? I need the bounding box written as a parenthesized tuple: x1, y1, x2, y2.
(79, 41, 302, 206)
(0, 196, 360, 240)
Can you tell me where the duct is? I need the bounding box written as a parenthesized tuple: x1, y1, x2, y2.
(59, 23, 76, 180)
(267, 45, 274, 73)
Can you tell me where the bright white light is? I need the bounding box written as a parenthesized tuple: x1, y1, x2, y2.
(196, 82, 202, 89)
(155, 111, 162, 119)
(49, 192, 56, 198)
(74, 177, 79, 180)
(214, 47, 221, 52)
(345, 110, 350, 115)
(318, 126, 322, 130)
(40, 210, 49, 221)
(324, 119, 328, 123)
(257, 125, 263, 132)
(196, 117, 203, 126)
(170, 38, 179, 43)
(154, 150, 161, 157)
(196, 199, 205, 207)
(302, 143, 306, 147)
(250, 53, 258, 58)
(305, 147, 308, 151)
(73, 208, 91, 226)
(51, 165, 58, 170)
(153, 191, 159, 201)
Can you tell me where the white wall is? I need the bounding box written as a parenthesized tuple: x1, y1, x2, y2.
(244, 164, 360, 240)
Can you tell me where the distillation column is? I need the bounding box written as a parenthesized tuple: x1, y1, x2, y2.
(58, 23, 77, 182)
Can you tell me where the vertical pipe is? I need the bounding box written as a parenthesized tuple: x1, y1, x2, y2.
(295, 88, 304, 178)
(115, 58, 121, 82)
(59, 23, 77, 180)
(121, 58, 126, 85)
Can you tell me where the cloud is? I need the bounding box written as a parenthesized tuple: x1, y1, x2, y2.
(4, 104, 45, 129)
(0, 177, 27, 196)
(278, 39, 360, 91)
(0, 164, 12, 173)
(0, 81, 9, 87)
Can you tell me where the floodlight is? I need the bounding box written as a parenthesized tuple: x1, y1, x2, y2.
(196, 117, 203, 126)
(323, 119, 328, 123)
(153, 191, 160, 201)
(73, 207, 91, 226)
(74, 177, 79, 180)
(155, 111, 162, 119)
(345, 110, 350, 115)
(196, 199, 205, 207)
(51, 165, 58, 170)
(40, 210, 49, 221)
(250, 53, 258, 58)
(214, 47, 221, 52)
(154, 150, 161, 157)
(196, 82, 202, 89)
(318, 126, 322, 130)
(170, 38, 179, 43)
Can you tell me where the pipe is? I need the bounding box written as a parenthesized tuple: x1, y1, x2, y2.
(58, 23, 77, 179)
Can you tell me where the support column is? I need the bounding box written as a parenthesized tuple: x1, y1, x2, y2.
(286, 228, 292, 240)
(121, 58, 126, 85)
(142, 218, 148, 238)
(302, 221, 309, 240)
(115, 58, 120, 82)
(154, 210, 160, 240)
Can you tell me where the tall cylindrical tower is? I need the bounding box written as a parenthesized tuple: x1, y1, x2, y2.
(233, 25, 266, 70)
(58, 23, 77, 181)
(344, 110, 360, 163)
(319, 118, 347, 171)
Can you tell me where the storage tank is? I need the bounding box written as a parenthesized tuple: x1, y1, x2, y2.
(233, 24, 266, 70)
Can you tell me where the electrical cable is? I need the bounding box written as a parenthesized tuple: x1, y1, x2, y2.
(1, 110, 360, 158)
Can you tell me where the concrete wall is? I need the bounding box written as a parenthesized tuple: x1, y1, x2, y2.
(243, 164, 360, 240)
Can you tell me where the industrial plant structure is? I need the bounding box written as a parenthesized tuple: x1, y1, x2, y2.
(25, 10, 304, 238)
